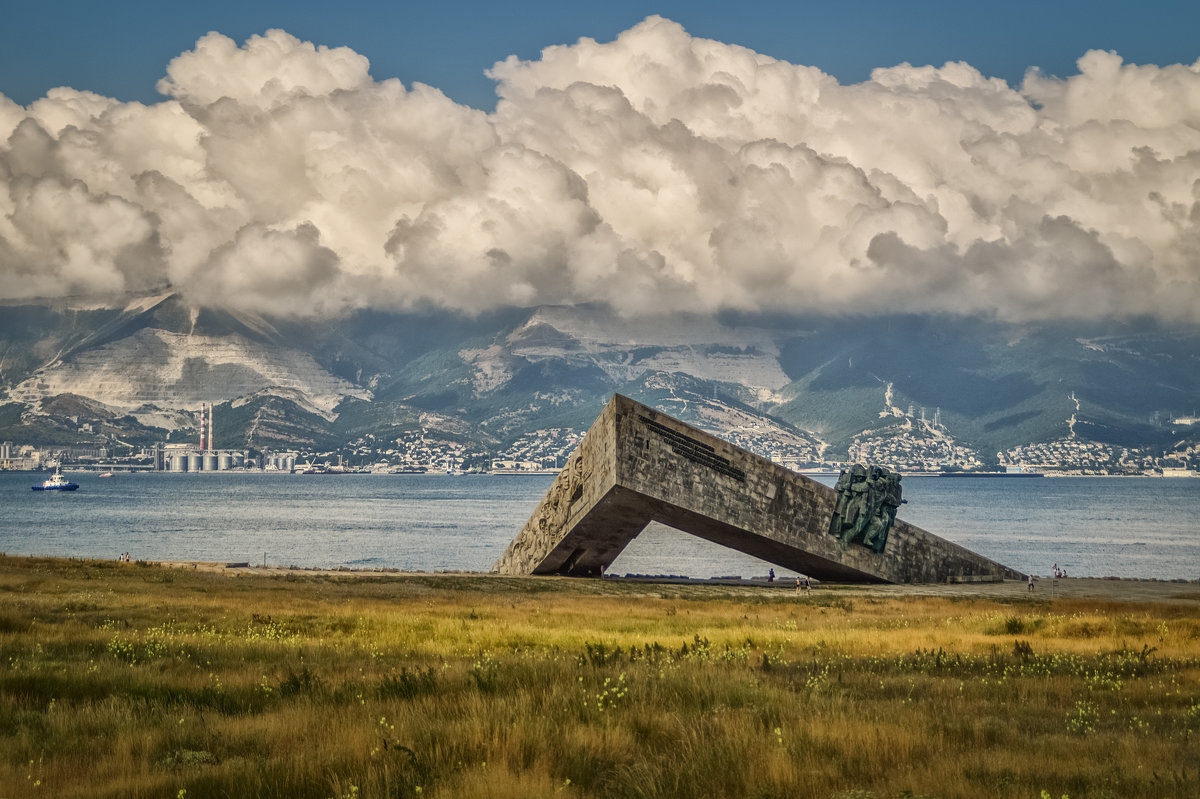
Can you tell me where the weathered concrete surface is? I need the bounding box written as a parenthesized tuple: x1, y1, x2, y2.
(493, 394, 1025, 583)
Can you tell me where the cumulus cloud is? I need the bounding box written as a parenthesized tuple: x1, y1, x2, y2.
(1, 18, 1198, 320)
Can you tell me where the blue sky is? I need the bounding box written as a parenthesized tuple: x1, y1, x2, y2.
(4, 0, 1198, 109)
(3, 0, 1198, 320)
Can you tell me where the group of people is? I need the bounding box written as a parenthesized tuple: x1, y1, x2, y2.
(828, 464, 905, 553)
(766, 568, 813, 593)
(1028, 562, 1070, 590)
(116, 552, 131, 562)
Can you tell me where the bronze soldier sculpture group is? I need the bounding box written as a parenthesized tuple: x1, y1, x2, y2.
(827, 464, 905, 553)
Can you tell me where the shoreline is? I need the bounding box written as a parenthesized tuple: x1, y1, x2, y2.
(29, 555, 1191, 603)
(5, 551, 1195, 602)
(7, 467, 1198, 477)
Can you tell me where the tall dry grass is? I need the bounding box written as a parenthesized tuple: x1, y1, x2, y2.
(1, 556, 1197, 798)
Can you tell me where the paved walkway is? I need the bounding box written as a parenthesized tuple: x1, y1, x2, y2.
(154, 560, 1197, 604)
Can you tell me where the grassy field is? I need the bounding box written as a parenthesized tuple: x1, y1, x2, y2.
(1, 556, 1198, 799)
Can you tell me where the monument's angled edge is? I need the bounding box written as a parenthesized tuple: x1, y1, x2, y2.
(493, 394, 1025, 584)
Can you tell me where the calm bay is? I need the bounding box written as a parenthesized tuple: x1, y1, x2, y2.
(3, 471, 1197, 580)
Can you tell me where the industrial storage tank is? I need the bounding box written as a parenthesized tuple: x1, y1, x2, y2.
(218, 453, 233, 471)
(284, 455, 296, 472)
(187, 452, 203, 472)
(232, 452, 245, 468)
(203, 452, 218, 471)
(170, 453, 188, 472)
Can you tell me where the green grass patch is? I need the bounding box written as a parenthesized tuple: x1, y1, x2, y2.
(0, 556, 1197, 799)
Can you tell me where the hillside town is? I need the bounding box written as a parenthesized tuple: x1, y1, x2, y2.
(489, 428, 584, 472)
(4, 422, 1197, 476)
(1000, 439, 1170, 476)
(847, 424, 987, 473)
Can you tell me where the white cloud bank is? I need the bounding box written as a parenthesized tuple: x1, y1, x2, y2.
(1, 17, 1198, 321)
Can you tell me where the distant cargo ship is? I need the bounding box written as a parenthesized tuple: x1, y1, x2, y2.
(938, 471, 1044, 478)
(300, 464, 367, 474)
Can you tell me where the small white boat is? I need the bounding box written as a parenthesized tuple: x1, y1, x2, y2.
(32, 471, 79, 491)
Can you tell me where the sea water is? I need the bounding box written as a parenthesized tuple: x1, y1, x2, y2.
(2, 472, 1197, 580)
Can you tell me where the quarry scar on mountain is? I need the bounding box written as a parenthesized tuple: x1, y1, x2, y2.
(494, 394, 1024, 583)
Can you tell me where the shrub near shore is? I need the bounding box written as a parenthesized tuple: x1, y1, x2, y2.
(1, 556, 1198, 799)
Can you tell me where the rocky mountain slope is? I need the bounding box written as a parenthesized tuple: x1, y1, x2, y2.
(2, 293, 1198, 468)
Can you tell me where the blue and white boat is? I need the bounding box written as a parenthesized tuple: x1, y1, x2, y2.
(32, 471, 79, 491)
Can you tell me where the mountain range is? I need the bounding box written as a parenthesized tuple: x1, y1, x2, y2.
(2, 292, 1198, 469)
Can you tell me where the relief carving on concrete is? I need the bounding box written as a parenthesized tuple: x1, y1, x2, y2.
(828, 464, 905, 553)
(495, 451, 589, 574)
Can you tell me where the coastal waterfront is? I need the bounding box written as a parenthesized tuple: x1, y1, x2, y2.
(2, 472, 1197, 580)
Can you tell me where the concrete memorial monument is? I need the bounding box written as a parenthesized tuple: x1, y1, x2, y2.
(493, 394, 1022, 583)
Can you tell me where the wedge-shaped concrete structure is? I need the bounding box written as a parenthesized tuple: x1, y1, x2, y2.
(494, 394, 1023, 583)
